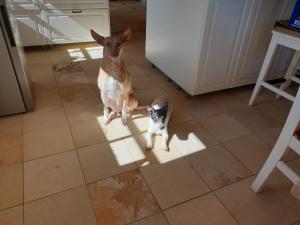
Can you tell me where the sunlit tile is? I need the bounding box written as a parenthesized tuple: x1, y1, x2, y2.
(97, 117, 132, 141)
(108, 137, 142, 166)
(169, 133, 207, 156)
(67, 48, 87, 62)
(85, 47, 103, 59)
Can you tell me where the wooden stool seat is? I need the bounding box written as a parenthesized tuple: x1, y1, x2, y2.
(275, 20, 300, 38)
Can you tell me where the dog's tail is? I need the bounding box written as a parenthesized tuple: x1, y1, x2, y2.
(136, 105, 147, 110)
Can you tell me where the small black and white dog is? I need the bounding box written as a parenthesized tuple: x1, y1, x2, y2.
(146, 96, 172, 151)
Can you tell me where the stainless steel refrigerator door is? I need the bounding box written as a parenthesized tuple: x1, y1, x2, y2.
(0, 25, 26, 116)
(0, 3, 34, 112)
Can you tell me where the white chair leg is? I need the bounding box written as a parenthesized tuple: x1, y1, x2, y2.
(252, 87, 300, 193)
(249, 35, 279, 106)
(276, 50, 300, 98)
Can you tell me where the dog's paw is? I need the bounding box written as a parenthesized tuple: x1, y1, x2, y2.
(145, 145, 153, 151)
(102, 117, 110, 125)
(122, 117, 128, 126)
(161, 145, 169, 152)
(108, 111, 117, 120)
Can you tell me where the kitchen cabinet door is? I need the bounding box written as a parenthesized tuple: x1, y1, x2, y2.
(196, 0, 249, 94)
(38, 0, 108, 10)
(14, 11, 46, 46)
(7, 0, 40, 10)
(43, 9, 110, 44)
(231, 0, 289, 87)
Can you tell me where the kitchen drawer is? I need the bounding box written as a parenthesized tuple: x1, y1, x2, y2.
(13, 10, 47, 46)
(39, 0, 109, 9)
(7, 0, 35, 4)
(43, 9, 110, 44)
(7, 0, 40, 11)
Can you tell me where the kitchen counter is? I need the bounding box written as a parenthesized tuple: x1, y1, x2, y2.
(146, 0, 297, 95)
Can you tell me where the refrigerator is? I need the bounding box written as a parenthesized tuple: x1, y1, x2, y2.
(0, 0, 34, 116)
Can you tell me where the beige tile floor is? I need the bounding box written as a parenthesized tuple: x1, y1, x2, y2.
(0, 31, 300, 225)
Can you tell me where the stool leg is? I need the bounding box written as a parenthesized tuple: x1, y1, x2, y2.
(251, 87, 300, 193)
(249, 35, 279, 106)
(276, 50, 300, 98)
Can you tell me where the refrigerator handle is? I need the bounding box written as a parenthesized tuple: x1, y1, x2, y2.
(0, 6, 16, 47)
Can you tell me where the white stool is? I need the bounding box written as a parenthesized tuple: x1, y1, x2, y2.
(251, 87, 300, 200)
(277, 51, 300, 97)
(249, 24, 300, 105)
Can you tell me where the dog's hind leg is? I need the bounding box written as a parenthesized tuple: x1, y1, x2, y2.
(122, 95, 138, 125)
(103, 105, 110, 125)
(161, 129, 169, 151)
(146, 130, 153, 150)
(108, 111, 117, 120)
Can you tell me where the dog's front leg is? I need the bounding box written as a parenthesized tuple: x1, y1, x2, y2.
(121, 99, 129, 126)
(161, 129, 169, 151)
(103, 105, 110, 125)
(146, 130, 153, 150)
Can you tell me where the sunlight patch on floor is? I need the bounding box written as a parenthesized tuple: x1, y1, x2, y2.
(96, 113, 207, 166)
(170, 133, 207, 156)
(109, 136, 144, 166)
(67, 48, 86, 62)
(85, 47, 103, 59)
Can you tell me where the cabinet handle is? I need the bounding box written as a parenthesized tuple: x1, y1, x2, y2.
(72, 10, 82, 13)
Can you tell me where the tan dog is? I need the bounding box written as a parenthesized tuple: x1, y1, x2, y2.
(91, 28, 138, 125)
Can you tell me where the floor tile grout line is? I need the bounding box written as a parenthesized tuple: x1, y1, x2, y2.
(21, 112, 25, 225)
(125, 212, 169, 225)
(0, 203, 23, 213)
(23, 148, 76, 164)
(55, 72, 111, 224)
(220, 142, 254, 176)
(137, 167, 171, 225)
(212, 191, 242, 225)
(183, 154, 255, 193)
(85, 181, 101, 225)
(56, 83, 88, 186)
(22, 184, 85, 206)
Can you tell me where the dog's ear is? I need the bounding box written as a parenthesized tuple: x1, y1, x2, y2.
(147, 105, 153, 113)
(91, 29, 104, 45)
(120, 28, 132, 44)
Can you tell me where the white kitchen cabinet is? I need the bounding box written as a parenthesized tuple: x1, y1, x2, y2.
(39, 0, 108, 10)
(6, 0, 40, 10)
(13, 10, 46, 46)
(231, 0, 296, 87)
(43, 9, 110, 44)
(146, 0, 296, 95)
(6, 0, 110, 46)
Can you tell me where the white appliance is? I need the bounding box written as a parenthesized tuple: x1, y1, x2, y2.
(0, 0, 34, 116)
